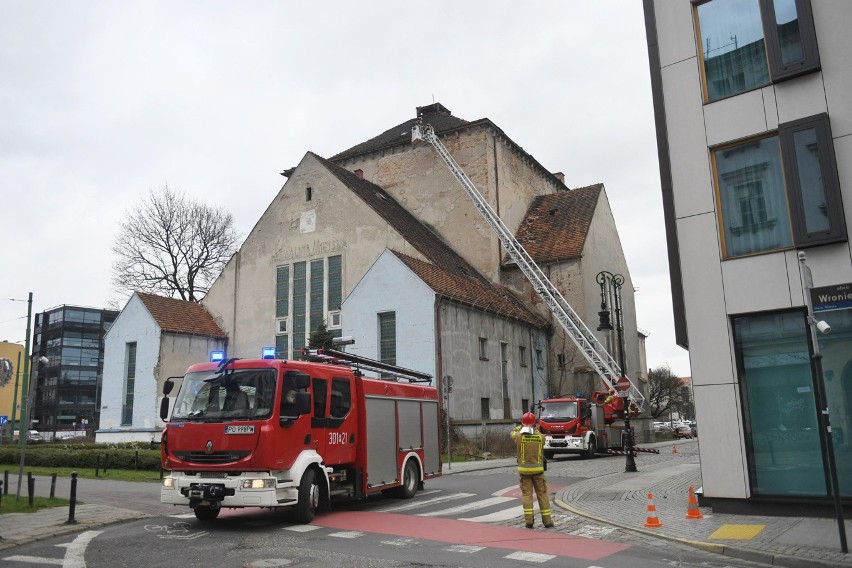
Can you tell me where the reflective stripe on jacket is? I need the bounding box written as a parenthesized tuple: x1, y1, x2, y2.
(516, 431, 545, 475)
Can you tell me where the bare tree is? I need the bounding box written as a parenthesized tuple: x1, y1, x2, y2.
(647, 364, 689, 419)
(112, 186, 240, 302)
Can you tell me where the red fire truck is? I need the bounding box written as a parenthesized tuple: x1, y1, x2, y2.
(159, 348, 441, 522)
(538, 391, 634, 459)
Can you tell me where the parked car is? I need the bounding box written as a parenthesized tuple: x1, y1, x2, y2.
(653, 421, 672, 433)
(674, 424, 694, 439)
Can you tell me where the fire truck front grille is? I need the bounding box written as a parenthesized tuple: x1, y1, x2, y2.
(173, 450, 250, 464)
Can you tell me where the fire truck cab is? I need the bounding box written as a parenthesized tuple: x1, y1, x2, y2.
(537, 392, 628, 459)
(160, 352, 441, 523)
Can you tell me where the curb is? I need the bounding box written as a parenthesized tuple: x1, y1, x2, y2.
(554, 491, 848, 568)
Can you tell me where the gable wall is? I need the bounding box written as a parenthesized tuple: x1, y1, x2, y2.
(203, 153, 429, 358)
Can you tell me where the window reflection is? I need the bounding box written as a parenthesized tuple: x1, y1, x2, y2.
(734, 311, 826, 496)
(773, 0, 803, 65)
(698, 0, 769, 101)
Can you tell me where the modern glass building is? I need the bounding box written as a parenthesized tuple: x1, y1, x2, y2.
(30, 305, 118, 439)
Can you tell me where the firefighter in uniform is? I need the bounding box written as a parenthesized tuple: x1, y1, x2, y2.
(511, 412, 554, 528)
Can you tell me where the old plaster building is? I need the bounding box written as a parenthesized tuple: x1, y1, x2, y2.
(202, 103, 646, 433)
(645, 0, 852, 512)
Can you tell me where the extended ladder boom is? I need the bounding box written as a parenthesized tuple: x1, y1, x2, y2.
(301, 347, 433, 383)
(412, 122, 644, 409)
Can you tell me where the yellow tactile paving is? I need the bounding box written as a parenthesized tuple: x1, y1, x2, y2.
(709, 524, 766, 540)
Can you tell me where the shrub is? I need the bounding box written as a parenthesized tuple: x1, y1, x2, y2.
(0, 444, 161, 470)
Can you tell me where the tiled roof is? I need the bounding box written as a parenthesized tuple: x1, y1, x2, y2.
(514, 184, 602, 264)
(392, 252, 545, 328)
(329, 103, 469, 162)
(311, 154, 545, 329)
(136, 292, 227, 338)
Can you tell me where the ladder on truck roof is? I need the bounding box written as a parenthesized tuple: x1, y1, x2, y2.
(300, 347, 433, 384)
(411, 121, 644, 410)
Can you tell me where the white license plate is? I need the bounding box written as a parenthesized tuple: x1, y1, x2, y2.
(225, 425, 255, 434)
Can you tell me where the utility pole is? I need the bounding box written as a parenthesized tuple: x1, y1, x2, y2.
(16, 292, 33, 499)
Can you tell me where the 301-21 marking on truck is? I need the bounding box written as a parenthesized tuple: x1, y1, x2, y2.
(329, 432, 350, 445)
(225, 425, 255, 434)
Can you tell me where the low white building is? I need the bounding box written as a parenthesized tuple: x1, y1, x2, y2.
(344, 249, 549, 433)
(97, 292, 226, 443)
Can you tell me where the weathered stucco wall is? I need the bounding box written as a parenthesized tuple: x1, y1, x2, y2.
(203, 152, 429, 358)
(439, 301, 548, 425)
(336, 125, 562, 282)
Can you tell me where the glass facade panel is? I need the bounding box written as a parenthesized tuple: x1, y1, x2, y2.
(310, 259, 324, 331)
(378, 312, 396, 366)
(122, 342, 137, 426)
(715, 136, 792, 257)
(812, 305, 852, 496)
(773, 0, 803, 65)
(791, 126, 829, 234)
(328, 255, 342, 311)
(734, 311, 825, 496)
(293, 262, 306, 353)
(698, 0, 769, 101)
(275, 334, 288, 359)
(276, 265, 289, 319)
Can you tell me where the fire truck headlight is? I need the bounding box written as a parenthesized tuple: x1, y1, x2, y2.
(162, 477, 175, 489)
(242, 478, 276, 489)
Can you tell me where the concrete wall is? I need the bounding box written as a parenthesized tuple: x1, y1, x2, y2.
(648, 0, 852, 501)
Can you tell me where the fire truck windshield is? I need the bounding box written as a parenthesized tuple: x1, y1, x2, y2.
(171, 369, 277, 422)
(540, 401, 578, 421)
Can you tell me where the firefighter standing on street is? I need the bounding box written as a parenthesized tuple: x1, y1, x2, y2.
(511, 412, 554, 528)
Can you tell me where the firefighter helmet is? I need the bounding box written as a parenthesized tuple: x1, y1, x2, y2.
(521, 412, 536, 427)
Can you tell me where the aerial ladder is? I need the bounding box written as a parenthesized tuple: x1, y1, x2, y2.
(411, 122, 645, 411)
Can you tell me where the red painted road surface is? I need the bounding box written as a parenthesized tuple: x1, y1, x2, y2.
(314, 511, 630, 561)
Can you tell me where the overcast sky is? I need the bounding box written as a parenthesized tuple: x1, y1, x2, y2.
(0, 1, 692, 377)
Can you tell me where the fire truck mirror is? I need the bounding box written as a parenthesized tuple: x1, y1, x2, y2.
(163, 378, 175, 396)
(159, 396, 171, 421)
(284, 370, 310, 390)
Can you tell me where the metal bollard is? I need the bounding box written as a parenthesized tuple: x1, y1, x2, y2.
(3, 470, 7, 495)
(50, 473, 57, 499)
(0, 479, 3, 511)
(27, 472, 34, 507)
(134, 450, 139, 470)
(67, 472, 78, 524)
(104, 453, 109, 474)
(95, 454, 100, 478)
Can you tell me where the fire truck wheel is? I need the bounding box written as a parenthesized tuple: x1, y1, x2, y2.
(295, 467, 320, 523)
(582, 437, 596, 459)
(396, 459, 419, 499)
(193, 505, 220, 522)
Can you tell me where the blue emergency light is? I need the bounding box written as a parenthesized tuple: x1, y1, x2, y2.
(262, 346, 275, 359)
(210, 350, 225, 362)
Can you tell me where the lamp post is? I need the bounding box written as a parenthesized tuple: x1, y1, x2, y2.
(596, 271, 637, 473)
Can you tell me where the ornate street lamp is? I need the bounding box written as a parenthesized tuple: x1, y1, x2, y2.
(596, 271, 637, 473)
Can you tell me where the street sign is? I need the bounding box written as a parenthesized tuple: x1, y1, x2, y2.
(0, 415, 8, 426)
(616, 377, 631, 397)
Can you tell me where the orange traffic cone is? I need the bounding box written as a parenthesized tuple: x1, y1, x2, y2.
(685, 486, 703, 519)
(672, 444, 678, 454)
(644, 492, 663, 528)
